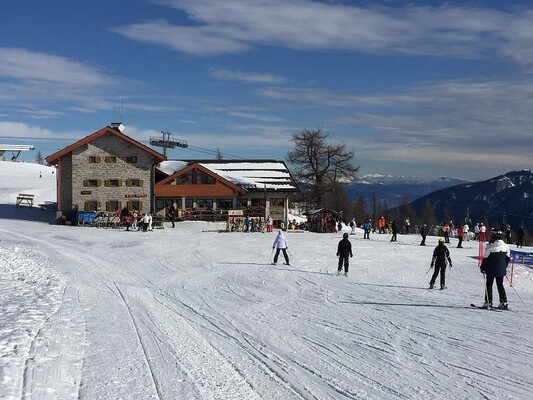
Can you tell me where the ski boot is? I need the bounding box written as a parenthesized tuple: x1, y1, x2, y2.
(497, 302, 508, 310)
(429, 284, 434, 289)
(481, 302, 491, 309)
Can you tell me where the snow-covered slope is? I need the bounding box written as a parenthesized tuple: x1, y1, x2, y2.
(1, 162, 533, 399)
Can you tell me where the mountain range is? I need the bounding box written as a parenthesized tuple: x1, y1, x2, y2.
(345, 174, 467, 209)
(409, 169, 533, 233)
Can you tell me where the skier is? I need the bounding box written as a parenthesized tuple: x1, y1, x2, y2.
(429, 237, 452, 289)
(390, 220, 398, 242)
(272, 230, 290, 266)
(168, 204, 176, 228)
(419, 224, 428, 246)
(516, 226, 525, 248)
(480, 230, 509, 309)
(336, 232, 353, 276)
(362, 219, 372, 239)
(456, 225, 464, 248)
(349, 218, 356, 235)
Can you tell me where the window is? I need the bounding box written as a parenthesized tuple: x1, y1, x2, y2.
(106, 200, 121, 211)
(88, 156, 101, 163)
(105, 179, 121, 187)
(237, 199, 248, 208)
(196, 199, 213, 209)
(126, 156, 138, 163)
(197, 171, 216, 184)
(216, 199, 233, 209)
(126, 179, 143, 187)
(83, 179, 101, 187)
(251, 198, 265, 207)
(177, 172, 193, 185)
(270, 198, 284, 207)
(128, 200, 143, 211)
(84, 200, 100, 211)
(104, 156, 117, 163)
(185, 199, 193, 209)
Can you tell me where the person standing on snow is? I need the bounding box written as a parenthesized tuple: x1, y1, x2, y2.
(456, 225, 464, 248)
(336, 232, 353, 276)
(429, 237, 452, 289)
(390, 220, 398, 242)
(480, 230, 509, 309)
(362, 219, 372, 239)
(349, 218, 356, 235)
(419, 224, 428, 246)
(272, 230, 290, 266)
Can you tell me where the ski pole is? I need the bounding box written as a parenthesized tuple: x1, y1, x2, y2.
(505, 275, 527, 307)
(425, 265, 433, 276)
(270, 247, 275, 263)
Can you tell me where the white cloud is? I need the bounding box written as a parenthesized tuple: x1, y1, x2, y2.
(0, 48, 115, 86)
(117, 1, 533, 69)
(209, 68, 285, 84)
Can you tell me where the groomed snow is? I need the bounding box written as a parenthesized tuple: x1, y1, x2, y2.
(1, 161, 533, 399)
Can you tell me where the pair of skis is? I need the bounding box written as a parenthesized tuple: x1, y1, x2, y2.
(470, 303, 509, 311)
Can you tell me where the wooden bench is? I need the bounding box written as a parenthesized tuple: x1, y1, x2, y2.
(16, 193, 34, 208)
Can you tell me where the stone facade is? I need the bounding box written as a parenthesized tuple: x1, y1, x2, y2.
(46, 125, 165, 216)
(71, 135, 153, 213)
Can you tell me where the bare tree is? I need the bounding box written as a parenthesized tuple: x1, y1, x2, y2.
(35, 150, 44, 165)
(287, 129, 358, 208)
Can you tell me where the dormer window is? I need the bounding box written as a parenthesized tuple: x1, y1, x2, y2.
(104, 156, 117, 163)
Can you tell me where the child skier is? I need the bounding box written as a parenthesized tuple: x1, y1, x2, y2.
(336, 232, 353, 276)
(429, 237, 452, 289)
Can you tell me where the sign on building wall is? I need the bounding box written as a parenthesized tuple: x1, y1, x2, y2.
(228, 210, 244, 216)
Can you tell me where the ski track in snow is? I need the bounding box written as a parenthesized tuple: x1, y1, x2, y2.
(1, 222, 533, 399)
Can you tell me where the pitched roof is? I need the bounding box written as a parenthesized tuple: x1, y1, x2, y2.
(157, 160, 299, 192)
(45, 125, 165, 165)
(156, 162, 244, 195)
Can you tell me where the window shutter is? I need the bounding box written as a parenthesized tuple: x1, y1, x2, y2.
(83, 180, 88, 187)
(139, 201, 143, 211)
(97, 179, 101, 187)
(118, 179, 122, 187)
(127, 201, 132, 210)
(126, 179, 131, 187)
(84, 201, 89, 210)
(139, 180, 144, 187)
(97, 201, 101, 210)
(104, 180, 109, 187)
(106, 201, 111, 211)
(95, 156, 101, 163)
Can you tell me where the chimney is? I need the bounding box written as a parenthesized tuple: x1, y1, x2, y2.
(110, 123, 125, 132)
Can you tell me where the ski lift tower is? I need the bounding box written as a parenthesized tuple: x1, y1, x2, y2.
(149, 131, 188, 157)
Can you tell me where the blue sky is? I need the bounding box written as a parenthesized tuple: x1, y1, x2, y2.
(1, 0, 532, 181)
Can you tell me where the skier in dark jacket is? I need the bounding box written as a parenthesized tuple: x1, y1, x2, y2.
(480, 231, 510, 309)
(419, 224, 428, 246)
(516, 226, 525, 248)
(336, 232, 353, 276)
(429, 237, 452, 289)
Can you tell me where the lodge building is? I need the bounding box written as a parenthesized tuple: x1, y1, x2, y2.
(46, 124, 299, 227)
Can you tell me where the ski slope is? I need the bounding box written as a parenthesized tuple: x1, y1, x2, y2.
(1, 161, 533, 400)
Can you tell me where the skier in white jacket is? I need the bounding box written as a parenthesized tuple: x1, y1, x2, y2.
(272, 230, 290, 266)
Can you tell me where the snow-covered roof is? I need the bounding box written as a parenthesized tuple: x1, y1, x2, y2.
(157, 160, 298, 191)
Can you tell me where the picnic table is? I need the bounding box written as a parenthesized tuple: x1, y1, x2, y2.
(16, 193, 34, 208)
